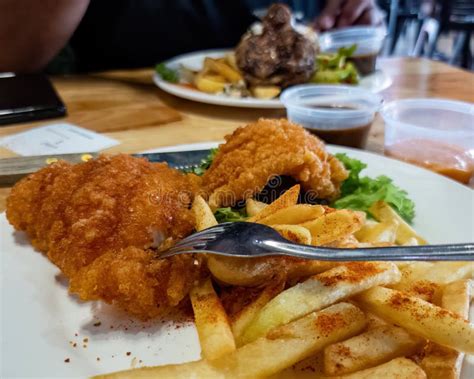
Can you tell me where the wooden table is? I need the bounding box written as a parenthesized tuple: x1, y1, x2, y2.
(0, 58, 473, 211)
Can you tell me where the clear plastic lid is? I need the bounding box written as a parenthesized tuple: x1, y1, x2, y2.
(319, 26, 386, 54)
(381, 98, 474, 144)
(281, 84, 382, 129)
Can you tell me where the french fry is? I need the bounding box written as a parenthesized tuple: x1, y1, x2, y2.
(250, 86, 281, 99)
(420, 279, 473, 379)
(95, 359, 220, 379)
(97, 303, 366, 379)
(268, 353, 325, 379)
(402, 237, 420, 246)
(192, 195, 218, 231)
(355, 220, 399, 244)
(245, 198, 267, 217)
(239, 262, 400, 345)
(324, 325, 424, 375)
(392, 262, 474, 301)
(231, 279, 285, 341)
(257, 204, 325, 226)
(330, 357, 427, 379)
(353, 219, 378, 240)
(272, 224, 312, 244)
(396, 262, 474, 287)
(357, 286, 474, 354)
(224, 53, 239, 71)
(300, 209, 365, 246)
(369, 201, 427, 245)
(194, 73, 227, 93)
(286, 260, 338, 282)
(190, 278, 236, 360)
(247, 185, 300, 222)
(204, 57, 242, 83)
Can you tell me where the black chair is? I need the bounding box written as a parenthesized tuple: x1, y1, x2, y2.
(435, 0, 474, 68)
(379, 0, 426, 55)
(411, 17, 440, 57)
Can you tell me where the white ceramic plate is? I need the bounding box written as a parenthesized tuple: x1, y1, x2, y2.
(2, 143, 473, 378)
(153, 49, 392, 109)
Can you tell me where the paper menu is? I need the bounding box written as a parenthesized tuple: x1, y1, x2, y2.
(0, 123, 120, 156)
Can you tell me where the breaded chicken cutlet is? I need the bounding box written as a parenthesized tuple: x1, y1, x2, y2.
(202, 118, 348, 208)
(6, 154, 205, 319)
(6, 120, 350, 320)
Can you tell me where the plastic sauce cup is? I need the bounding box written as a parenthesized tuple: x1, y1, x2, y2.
(381, 98, 474, 184)
(319, 26, 386, 75)
(281, 84, 382, 148)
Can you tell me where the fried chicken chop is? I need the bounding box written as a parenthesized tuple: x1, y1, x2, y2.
(6, 154, 204, 319)
(202, 118, 348, 208)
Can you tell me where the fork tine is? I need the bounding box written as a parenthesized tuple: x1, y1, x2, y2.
(172, 233, 218, 248)
(172, 226, 226, 246)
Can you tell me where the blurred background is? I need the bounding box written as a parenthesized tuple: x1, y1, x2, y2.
(256, 0, 474, 70)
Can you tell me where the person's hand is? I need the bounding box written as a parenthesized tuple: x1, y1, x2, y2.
(313, 0, 384, 31)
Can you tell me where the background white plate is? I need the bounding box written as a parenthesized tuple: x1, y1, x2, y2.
(153, 49, 393, 109)
(1, 143, 473, 378)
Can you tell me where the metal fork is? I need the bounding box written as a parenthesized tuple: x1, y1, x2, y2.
(159, 222, 474, 261)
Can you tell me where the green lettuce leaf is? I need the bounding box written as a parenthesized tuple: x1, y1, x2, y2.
(155, 63, 179, 83)
(214, 207, 247, 223)
(185, 148, 218, 176)
(333, 153, 415, 223)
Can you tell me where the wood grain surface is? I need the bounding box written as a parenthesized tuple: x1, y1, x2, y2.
(0, 57, 473, 211)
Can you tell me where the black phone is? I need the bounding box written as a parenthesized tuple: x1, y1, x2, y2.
(0, 73, 66, 126)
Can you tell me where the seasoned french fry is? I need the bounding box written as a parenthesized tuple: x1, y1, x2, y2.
(192, 195, 218, 231)
(97, 303, 366, 379)
(392, 262, 474, 301)
(190, 279, 236, 360)
(231, 279, 285, 341)
(369, 201, 427, 245)
(257, 204, 325, 226)
(396, 262, 474, 287)
(239, 262, 400, 345)
(95, 359, 220, 379)
(204, 57, 242, 83)
(330, 357, 427, 379)
(268, 353, 325, 379)
(420, 279, 473, 379)
(300, 209, 365, 246)
(325, 234, 360, 248)
(324, 325, 424, 375)
(247, 185, 300, 222)
(286, 260, 338, 282)
(355, 220, 399, 244)
(245, 198, 267, 217)
(357, 286, 474, 354)
(272, 224, 312, 244)
(250, 86, 281, 99)
(194, 73, 227, 93)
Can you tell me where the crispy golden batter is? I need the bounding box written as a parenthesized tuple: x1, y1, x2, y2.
(6, 155, 203, 319)
(202, 118, 348, 208)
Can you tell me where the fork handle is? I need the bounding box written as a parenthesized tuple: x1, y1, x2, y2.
(260, 241, 474, 261)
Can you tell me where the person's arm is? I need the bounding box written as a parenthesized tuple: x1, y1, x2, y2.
(0, 0, 89, 73)
(314, 0, 384, 31)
